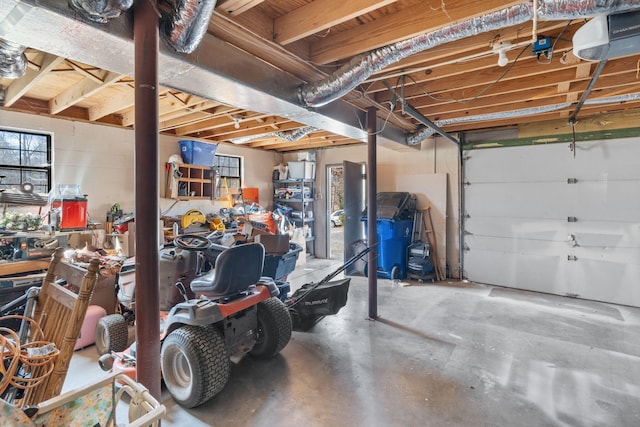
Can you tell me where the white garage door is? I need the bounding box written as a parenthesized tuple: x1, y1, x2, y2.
(463, 137, 640, 307)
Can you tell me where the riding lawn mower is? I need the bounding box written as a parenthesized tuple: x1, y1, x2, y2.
(97, 234, 368, 408)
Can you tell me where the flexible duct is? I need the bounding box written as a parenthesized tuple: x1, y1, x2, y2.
(67, 0, 216, 54)
(68, 0, 133, 24)
(405, 93, 640, 145)
(299, 0, 640, 108)
(160, 0, 217, 54)
(230, 126, 317, 145)
(0, 38, 27, 79)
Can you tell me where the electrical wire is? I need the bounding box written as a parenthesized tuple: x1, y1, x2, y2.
(400, 43, 530, 105)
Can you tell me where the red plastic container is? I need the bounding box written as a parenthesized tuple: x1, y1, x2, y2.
(51, 198, 88, 229)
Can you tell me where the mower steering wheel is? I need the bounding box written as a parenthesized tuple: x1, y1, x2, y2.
(174, 234, 210, 250)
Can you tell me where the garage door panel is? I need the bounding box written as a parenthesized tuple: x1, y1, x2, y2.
(464, 250, 568, 296)
(466, 182, 571, 218)
(571, 225, 640, 248)
(573, 139, 640, 180)
(568, 180, 640, 221)
(467, 138, 640, 182)
(466, 219, 567, 242)
(464, 137, 640, 307)
(466, 145, 573, 182)
(466, 235, 569, 256)
(467, 218, 640, 249)
(567, 249, 640, 306)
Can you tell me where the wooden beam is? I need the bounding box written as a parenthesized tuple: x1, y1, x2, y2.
(88, 86, 135, 121)
(275, 0, 397, 45)
(217, 0, 265, 16)
(49, 70, 122, 114)
(159, 104, 232, 130)
(3, 53, 64, 107)
(64, 59, 105, 84)
(119, 89, 180, 126)
(310, 0, 523, 64)
(208, 121, 301, 141)
(176, 112, 277, 136)
(378, 55, 635, 105)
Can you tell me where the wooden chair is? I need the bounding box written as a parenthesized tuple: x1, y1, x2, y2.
(16, 247, 99, 406)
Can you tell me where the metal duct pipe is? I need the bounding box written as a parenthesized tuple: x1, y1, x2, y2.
(299, 4, 532, 108)
(230, 126, 317, 144)
(583, 92, 640, 105)
(67, 0, 216, 54)
(0, 38, 27, 78)
(160, 0, 217, 54)
(299, 0, 640, 108)
(406, 103, 573, 144)
(68, 0, 133, 24)
(405, 93, 640, 144)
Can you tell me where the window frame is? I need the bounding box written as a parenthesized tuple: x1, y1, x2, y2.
(0, 128, 52, 194)
(213, 154, 242, 200)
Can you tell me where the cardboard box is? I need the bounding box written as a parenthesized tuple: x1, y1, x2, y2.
(255, 234, 290, 255)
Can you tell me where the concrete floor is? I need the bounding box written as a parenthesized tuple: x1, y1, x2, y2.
(67, 257, 640, 427)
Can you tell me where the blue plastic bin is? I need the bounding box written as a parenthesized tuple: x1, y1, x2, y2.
(179, 140, 218, 166)
(262, 243, 303, 282)
(363, 218, 413, 279)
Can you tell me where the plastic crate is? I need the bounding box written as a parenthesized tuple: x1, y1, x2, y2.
(179, 140, 218, 166)
(262, 243, 302, 281)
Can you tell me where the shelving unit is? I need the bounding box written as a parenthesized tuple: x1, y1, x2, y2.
(273, 178, 315, 255)
(165, 163, 214, 200)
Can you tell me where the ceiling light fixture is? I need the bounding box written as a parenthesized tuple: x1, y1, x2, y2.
(231, 116, 242, 129)
(492, 41, 512, 67)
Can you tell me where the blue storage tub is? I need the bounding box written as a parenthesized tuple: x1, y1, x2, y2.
(179, 140, 218, 166)
(262, 243, 303, 282)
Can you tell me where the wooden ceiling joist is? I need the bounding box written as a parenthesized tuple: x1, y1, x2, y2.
(3, 53, 64, 107)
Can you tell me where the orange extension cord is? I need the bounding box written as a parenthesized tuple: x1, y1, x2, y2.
(0, 316, 60, 396)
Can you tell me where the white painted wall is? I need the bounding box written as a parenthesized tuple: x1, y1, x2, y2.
(0, 110, 282, 223)
(1, 109, 459, 272)
(285, 137, 461, 277)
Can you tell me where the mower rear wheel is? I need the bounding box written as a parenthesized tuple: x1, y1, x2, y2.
(250, 297, 292, 359)
(161, 325, 230, 408)
(95, 314, 129, 355)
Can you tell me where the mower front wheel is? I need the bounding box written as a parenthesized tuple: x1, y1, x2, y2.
(95, 314, 129, 356)
(161, 325, 230, 408)
(250, 297, 292, 359)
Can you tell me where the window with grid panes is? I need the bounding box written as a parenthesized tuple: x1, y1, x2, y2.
(0, 129, 51, 193)
(213, 154, 241, 200)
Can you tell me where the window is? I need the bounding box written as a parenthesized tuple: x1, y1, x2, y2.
(213, 154, 241, 200)
(0, 129, 51, 193)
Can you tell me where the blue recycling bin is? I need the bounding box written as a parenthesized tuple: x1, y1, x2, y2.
(361, 192, 417, 279)
(362, 217, 414, 279)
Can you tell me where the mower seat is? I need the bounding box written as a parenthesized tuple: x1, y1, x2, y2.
(190, 243, 265, 298)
